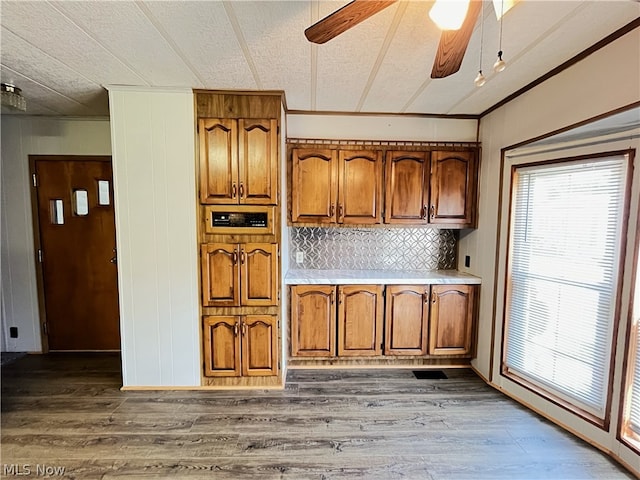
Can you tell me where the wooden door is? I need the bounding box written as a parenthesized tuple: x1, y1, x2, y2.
(337, 285, 383, 356)
(338, 150, 382, 224)
(242, 315, 278, 376)
(203, 316, 241, 376)
(384, 151, 429, 224)
(241, 243, 278, 306)
(201, 243, 240, 306)
(34, 157, 120, 351)
(199, 118, 239, 204)
(291, 148, 337, 223)
(384, 285, 429, 355)
(429, 284, 476, 356)
(238, 119, 278, 205)
(429, 150, 477, 227)
(290, 285, 336, 356)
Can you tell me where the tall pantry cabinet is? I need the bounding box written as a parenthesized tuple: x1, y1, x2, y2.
(195, 91, 284, 388)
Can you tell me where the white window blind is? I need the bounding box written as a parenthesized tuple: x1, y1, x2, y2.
(623, 253, 640, 443)
(504, 155, 627, 418)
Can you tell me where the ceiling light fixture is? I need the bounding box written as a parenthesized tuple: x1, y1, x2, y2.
(429, 0, 471, 31)
(474, 2, 486, 87)
(1, 83, 27, 111)
(493, 0, 507, 72)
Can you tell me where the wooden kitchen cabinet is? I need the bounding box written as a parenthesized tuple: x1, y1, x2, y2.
(429, 150, 477, 227)
(429, 284, 477, 356)
(199, 118, 278, 205)
(290, 285, 336, 356)
(203, 315, 277, 377)
(201, 243, 278, 307)
(384, 151, 430, 224)
(337, 285, 383, 356)
(384, 285, 430, 355)
(291, 148, 382, 224)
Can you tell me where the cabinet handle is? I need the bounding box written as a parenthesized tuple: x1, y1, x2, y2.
(242, 322, 247, 336)
(239, 183, 245, 199)
(339, 204, 344, 218)
(432, 292, 437, 304)
(232, 183, 237, 198)
(234, 322, 239, 336)
(330, 291, 335, 304)
(232, 250, 238, 264)
(240, 250, 246, 264)
(430, 205, 435, 219)
(330, 203, 335, 217)
(421, 205, 427, 219)
(424, 293, 429, 304)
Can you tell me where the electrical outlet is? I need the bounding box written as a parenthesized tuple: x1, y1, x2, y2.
(296, 251, 304, 264)
(9, 327, 18, 338)
(465, 255, 471, 268)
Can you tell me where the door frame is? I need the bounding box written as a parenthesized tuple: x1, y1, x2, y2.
(29, 155, 118, 353)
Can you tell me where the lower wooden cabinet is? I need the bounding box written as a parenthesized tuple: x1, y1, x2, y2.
(429, 284, 476, 356)
(384, 285, 429, 355)
(290, 283, 478, 359)
(337, 285, 384, 356)
(203, 315, 278, 377)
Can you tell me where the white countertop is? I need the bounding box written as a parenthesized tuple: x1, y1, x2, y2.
(284, 269, 481, 285)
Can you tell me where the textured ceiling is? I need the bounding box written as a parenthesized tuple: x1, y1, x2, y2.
(1, 1, 638, 117)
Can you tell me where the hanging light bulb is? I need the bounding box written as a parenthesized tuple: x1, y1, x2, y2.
(474, 71, 486, 87)
(493, 50, 506, 72)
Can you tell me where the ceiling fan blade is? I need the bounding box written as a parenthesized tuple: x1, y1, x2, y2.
(431, 0, 482, 79)
(305, 0, 397, 44)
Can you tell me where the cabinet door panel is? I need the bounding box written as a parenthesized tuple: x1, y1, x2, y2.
(429, 150, 476, 226)
(238, 119, 278, 205)
(241, 243, 278, 306)
(338, 285, 383, 356)
(291, 285, 336, 356)
(338, 150, 382, 224)
(384, 285, 429, 355)
(291, 148, 337, 223)
(429, 285, 476, 356)
(384, 151, 429, 224)
(203, 316, 241, 377)
(201, 244, 239, 306)
(242, 315, 278, 376)
(199, 119, 238, 204)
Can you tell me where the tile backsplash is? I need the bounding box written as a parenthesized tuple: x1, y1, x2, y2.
(289, 227, 457, 271)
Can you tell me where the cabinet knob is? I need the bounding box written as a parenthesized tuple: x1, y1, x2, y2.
(430, 205, 435, 219)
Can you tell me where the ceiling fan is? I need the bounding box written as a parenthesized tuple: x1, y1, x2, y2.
(304, 0, 483, 79)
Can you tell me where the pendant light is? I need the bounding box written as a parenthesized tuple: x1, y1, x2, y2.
(474, 2, 486, 87)
(493, 0, 506, 72)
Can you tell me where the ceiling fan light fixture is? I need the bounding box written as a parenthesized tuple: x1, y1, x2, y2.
(1, 83, 27, 112)
(493, 50, 506, 72)
(429, 0, 470, 31)
(474, 70, 486, 87)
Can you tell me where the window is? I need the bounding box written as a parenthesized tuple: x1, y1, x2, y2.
(503, 154, 628, 422)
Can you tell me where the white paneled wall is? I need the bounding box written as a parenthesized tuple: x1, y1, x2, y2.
(0, 117, 111, 352)
(108, 87, 199, 387)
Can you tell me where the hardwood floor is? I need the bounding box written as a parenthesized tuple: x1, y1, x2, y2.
(1, 353, 633, 479)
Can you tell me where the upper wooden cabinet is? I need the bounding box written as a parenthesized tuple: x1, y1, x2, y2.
(291, 148, 382, 224)
(384, 285, 430, 355)
(199, 118, 278, 205)
(203, 314, 277, 377)
(337, 285, 383, 356)
(384, 151, 430, 224)
(429, 150, 477, 227)
(290, 285, 336, 357)
(201, 243, 278, 307)
(429, 284, 476, 356)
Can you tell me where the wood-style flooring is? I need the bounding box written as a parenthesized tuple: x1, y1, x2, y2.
(1, 353, 633, 479)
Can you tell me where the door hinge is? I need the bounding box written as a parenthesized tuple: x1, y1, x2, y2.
(37, 249, 43, 263)
(32, 173, 38, 187)
(43, 322, 48, 335)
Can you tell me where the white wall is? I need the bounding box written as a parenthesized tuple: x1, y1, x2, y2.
(0, 117, 111, 352)
(462, 27, 640, 473)
(108, 87, 199, 387)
